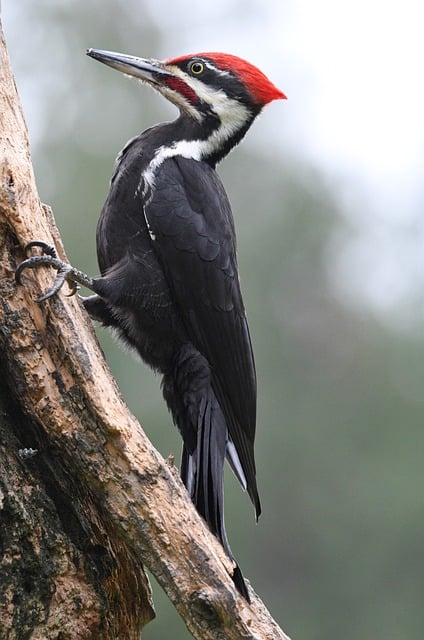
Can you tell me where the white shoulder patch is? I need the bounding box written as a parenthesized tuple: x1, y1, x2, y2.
(140, 139, 207, 241)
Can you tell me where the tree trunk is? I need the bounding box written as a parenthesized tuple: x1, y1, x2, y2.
(0, 17, 291, 640)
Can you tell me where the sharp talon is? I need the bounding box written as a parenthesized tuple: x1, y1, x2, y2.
(16, 243, 69, 302)
(15, 241, 59, 286)
(65, 282, 79, 297)
(15, 239, 94, 302)
(15, 262, 25, 285)
(15, 255, 59, 287)
(23, 241, 57, 258)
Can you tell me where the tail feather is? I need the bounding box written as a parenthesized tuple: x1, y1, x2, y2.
(192, 389, 227, 549)
(225, 439, 247, 491)
(232, 565, 250, 602)
(181, 388, 250, 601)
(163, 346, 251, 601)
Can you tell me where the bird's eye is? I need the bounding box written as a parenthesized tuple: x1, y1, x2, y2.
(190, 61, 205, 76)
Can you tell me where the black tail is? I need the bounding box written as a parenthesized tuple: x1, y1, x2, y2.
(180, 387, 250, 602)
(163, 345, 250, 601)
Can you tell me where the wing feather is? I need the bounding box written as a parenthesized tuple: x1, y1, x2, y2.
(145, 156, 260, 515)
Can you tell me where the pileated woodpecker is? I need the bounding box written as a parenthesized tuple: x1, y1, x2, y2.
(16, 49, 286, 600)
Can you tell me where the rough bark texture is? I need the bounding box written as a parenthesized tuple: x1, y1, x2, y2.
(0, 18, 291, 640)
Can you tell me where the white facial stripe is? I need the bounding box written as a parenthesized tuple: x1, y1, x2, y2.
(194, 89, 251, 159)
(164, 64, 252, 158)
(165, 64, 250, 119)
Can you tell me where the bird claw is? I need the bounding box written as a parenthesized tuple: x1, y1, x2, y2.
(15, 241, 87, 303)
(23, 240, 58, 259)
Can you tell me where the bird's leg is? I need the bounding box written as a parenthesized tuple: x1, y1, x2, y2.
(15, 241, 95, 303)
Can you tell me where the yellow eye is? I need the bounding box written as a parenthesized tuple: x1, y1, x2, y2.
(190, 61, 205, 76)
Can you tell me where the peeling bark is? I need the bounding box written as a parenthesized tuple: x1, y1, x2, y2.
(0, 17, 291, 640)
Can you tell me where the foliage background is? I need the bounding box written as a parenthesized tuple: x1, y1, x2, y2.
(4, 2, 424, 638)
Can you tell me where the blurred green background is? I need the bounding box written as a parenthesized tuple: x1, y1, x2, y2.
(4, 1, 424, 638)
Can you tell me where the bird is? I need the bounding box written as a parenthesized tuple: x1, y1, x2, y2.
(16, 48, 286, 600)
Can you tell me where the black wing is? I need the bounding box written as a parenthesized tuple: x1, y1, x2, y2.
(145, 156, 260, 516)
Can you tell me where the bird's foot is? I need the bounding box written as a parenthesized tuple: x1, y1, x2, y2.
(15, 241, 94, 303)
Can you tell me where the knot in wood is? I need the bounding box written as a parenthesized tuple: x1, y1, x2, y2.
(189, 590, 223, 627)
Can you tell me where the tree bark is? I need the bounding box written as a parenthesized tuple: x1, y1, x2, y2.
(0, 18, 291, 640)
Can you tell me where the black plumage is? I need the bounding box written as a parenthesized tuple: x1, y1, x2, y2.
(85, 135, 259, 598)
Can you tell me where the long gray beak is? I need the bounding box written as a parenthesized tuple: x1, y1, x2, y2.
(86, 48, 170, 83)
